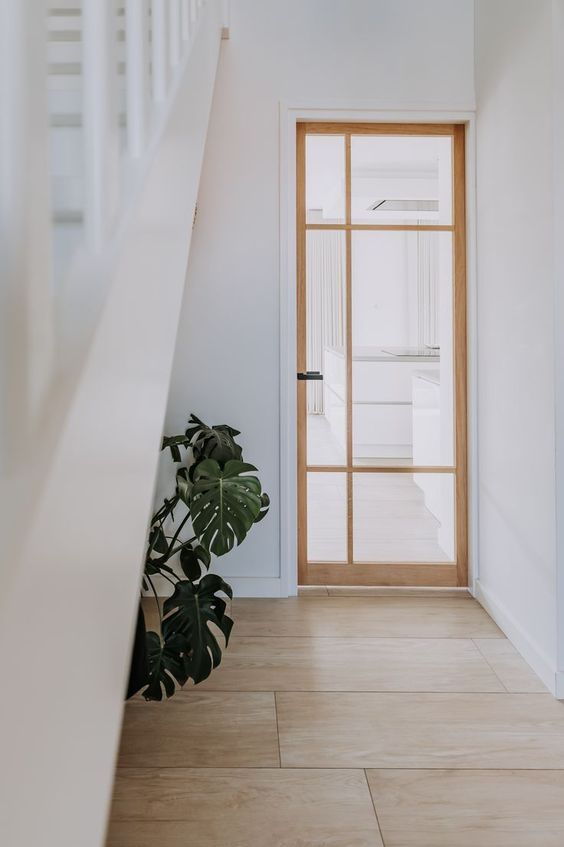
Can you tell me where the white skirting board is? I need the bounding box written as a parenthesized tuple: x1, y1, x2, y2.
(218, 577, 284, 598)
(473, 579, 559, 697)
(152, 575, 285, 598)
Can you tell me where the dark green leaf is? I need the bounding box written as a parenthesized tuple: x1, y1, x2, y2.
(179, 542, 211, 581)
(189, 459, 263, 556)
(142, 630, 191, 701)
(176, 466, 191, 506)
(149, 525, 168, 555)
(162, 576, 233, 684)
(185, 414, 243, 464)
(254, 492, 270, 523)
(162, 434, 190, 462)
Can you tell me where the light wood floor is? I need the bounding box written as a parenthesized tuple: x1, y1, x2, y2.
(106, 590, 564, 847)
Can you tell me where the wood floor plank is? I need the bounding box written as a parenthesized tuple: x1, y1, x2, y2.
(276, 692, 564, 769)
(107, 768, 384, 847)
(232, 597, 502, 638)
(366, 769, 564, 846)
(109, 597, 564, 844)
(298, 585, 330, 596)
(326, 586, 470, 597)
(473, 638, 547, 692)
(198, 636, 504, 692)
(117, 692, 279, 768)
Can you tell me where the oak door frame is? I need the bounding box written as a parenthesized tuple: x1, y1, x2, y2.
(279, 106, 478, 596)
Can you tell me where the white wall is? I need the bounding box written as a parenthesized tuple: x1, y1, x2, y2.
(553, 0, 564, 697)
(474, 0, 561, 692)
(165, 0, 475, 596)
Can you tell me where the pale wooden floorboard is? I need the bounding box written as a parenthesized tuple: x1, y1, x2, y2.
(473, 637, 548, 693)
(366, 769, 564, 847)
(117, 692, 279, 768)
(107, 594, 561, 847)
(326, 585, 470, 597)
(107, 768, 384, 847)
(298, 585, 330, 596)
(198, 636, 505, 692)
(232, 596, 503, 638)
(276, 691, 564, 769)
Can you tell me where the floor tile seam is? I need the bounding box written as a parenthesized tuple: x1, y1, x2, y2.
(126, 688, 555, 696)
(363, 768, 387, 846)
(114, 765, 564, 771)
(471, 637, 511, 693)
(273, 691, 282, 767)
(230, 634, 505, 639)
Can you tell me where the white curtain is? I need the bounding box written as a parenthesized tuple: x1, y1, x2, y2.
(306, 231, 345, 413)
(417, 232, 439, 348)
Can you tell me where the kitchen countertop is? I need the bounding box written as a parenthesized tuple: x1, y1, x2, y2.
(326, 345, 440, 363)
(413, 368, 441, 386)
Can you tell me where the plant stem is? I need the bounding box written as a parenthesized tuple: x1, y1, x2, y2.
(159, 572, 177, 587)
(167, 538, 198, 558)
(145, 575, 163, 632)
(152, 496, 179, 525)
(166, 509, 192, 555)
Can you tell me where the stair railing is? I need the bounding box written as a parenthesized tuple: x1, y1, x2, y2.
(0, 3, 227, 846)
(67, 0, 214, 261)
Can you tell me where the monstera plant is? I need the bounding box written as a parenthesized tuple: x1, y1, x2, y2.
(136, 414, 269, 701)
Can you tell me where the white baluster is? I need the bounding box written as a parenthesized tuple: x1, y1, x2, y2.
(151, 0, 168, 103)
(83, 0, 120, 248)
(0, 0, 53, 447)
(181, 0, 190, 41)
(222, 0, 230, 39)
(169, 0, 181, 69)
(126, 0, 149, 159)
(190, 0, 198, 25)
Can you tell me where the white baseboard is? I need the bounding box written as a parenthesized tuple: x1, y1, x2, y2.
(226, 577, 284, 597)
(474, 579, 558, 696)
(151, 575, 285, 598)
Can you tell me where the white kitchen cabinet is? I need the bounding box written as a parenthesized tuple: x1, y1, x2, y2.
(323, 346, 438, 461)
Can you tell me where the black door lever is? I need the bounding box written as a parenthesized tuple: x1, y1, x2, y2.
(297, 371, 323, 380)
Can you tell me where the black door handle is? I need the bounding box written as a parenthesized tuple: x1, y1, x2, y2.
(297, 371, 323, 381)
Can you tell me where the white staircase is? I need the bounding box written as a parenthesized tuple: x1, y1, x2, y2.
(0, 2, 226, 845)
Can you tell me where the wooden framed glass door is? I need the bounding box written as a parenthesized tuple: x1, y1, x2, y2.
(296, 122, 467, 586)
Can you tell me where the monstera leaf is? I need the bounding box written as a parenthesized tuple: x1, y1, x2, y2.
(185, 414, 243, 464)
(162, 434, 191, 462)
(143, 631, 191, 701)
(255, 492, 271, 523)
(179, 541, 211, 581)
(188, 459, 263, 555)
(148, 525, 169, 555)
(162, 576, 233, 684)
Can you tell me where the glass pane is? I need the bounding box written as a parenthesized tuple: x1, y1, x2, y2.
(351, 135, 452, 225)
(351, 231, 454, 467)
(307, 473, 347, 562)
(306, 230, 347, 466)
(353, 473, 455, 562)
(306, 135, 345, 224)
